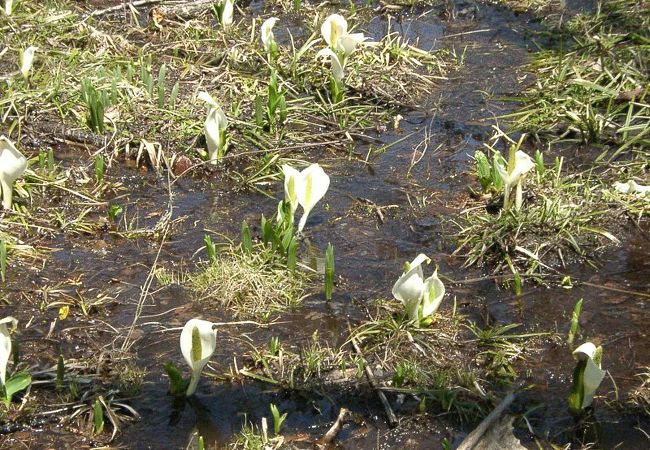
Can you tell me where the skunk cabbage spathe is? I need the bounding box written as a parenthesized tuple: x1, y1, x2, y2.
(198, 91, 228, 164)
(568, 342, 606, 415)
(180, 318, 217, 396)
(0, 136, 27, 210)
(261, 17, 279, 53)
(20, 46, 38, 79)
(495, 149, 535, 211)
(320, 14, 365, 56)
(0, 317, 18, 385)
(282, 163, 330, 233)
(392, 254, 445, 324)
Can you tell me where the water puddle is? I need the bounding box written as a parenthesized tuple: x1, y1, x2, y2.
(2, 1, 648, 449)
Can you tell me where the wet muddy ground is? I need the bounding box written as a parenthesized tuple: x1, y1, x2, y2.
(1, 0, 648, 449)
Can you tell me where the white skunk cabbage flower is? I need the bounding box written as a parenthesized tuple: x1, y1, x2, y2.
(0, 136, 28, 210)
(316, 48, 345, 82)
(0, 317, 18, 385)
(392, 254, 446, 323)
(222, 0, 234, 27)
(569, 342, 605, 412)
(421, 268, 446, 318)
(4, 0, 13, 15)
(496, 149, 535, 211)
(20, 46, 38, 79)
(337, 33, 366, 56)
(180, 318, 217, 396)
(496, 150, 535, 187)
(261, 17, 278, 53)
(613, 180, 650, 196)
(282, 163, 330, 233)
(320, 14, 365, 55)
(198, 91, 228, 164)
(392, 254, 430, 322)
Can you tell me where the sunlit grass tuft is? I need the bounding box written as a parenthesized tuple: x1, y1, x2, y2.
(230, 420, 284, 450)
(189, 243, 310, 320)
(348, 303, 489, 422)
(492, 0, 562, 13)
(504, 0, 649, 158)
(455, 134, 629, 277)
(628, 367, 650, 417)
(466, 321, 549, 382)
(241, 330, 349, 389)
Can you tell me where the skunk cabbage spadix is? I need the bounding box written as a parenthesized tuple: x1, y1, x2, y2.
(0, 136, 28, 210)
(261, 17, 278, 53)
(282, 163, 330, 233)
(0, 317, 18, 385)
(316, 48, 345, 82)
(20, 46, 38, 79)
(613, 180, 650, 196)
(320, 14, 365, 55)
(198, 91, 228, 164)
(495, 149, 535, 211)
(321, 14, 346, 49)
(568, 342, 605, 414)
(392, 254, 446, 324)
(180, 319, 217, 396)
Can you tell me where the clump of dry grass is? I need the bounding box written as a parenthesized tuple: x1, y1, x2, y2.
(491, 0, 562, 14)
(189, 244, 310, 319)
(454, 131, 636, 278)
(345, 298, 551, 421)
(629, 367, 650, 417)
(505, 0, 649, 157)
(241, 330, 350, 389)
(350, 303, 469, 373)
(348, 303, 486, 421)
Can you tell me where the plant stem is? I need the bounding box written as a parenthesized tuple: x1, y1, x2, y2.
(514, 181, 523, 211)
(186, 372, 200, 396)
(502, 183, 511, 211)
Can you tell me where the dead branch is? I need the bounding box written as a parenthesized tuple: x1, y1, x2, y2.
(316, 407, 349, 447)
(456, 391, 516, 450)
(348, 329, 398, 427)
(87, 0, 163, 18)
(155, 0, 215, 20)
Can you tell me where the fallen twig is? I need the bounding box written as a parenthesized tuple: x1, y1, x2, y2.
(456, 391, 516, 450)
(87, 0, 163, 18)
(348, 326, 398, 427)
(580, 281, 650, 299)
(316, 407, 349, 446)
(156, 0, 216, 19)
(30, 121, 107, 149)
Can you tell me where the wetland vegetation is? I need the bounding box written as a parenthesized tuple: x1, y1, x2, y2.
(0, 0, 648, 448)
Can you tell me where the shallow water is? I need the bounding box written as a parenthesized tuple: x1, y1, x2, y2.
(2, 1, 648, 449)
(117, 2, 649, 449)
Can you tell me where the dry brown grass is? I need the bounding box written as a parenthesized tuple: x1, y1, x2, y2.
(190, 244, 310, 319)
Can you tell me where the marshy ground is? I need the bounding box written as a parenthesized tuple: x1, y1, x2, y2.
(0, 0, 648, 448)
